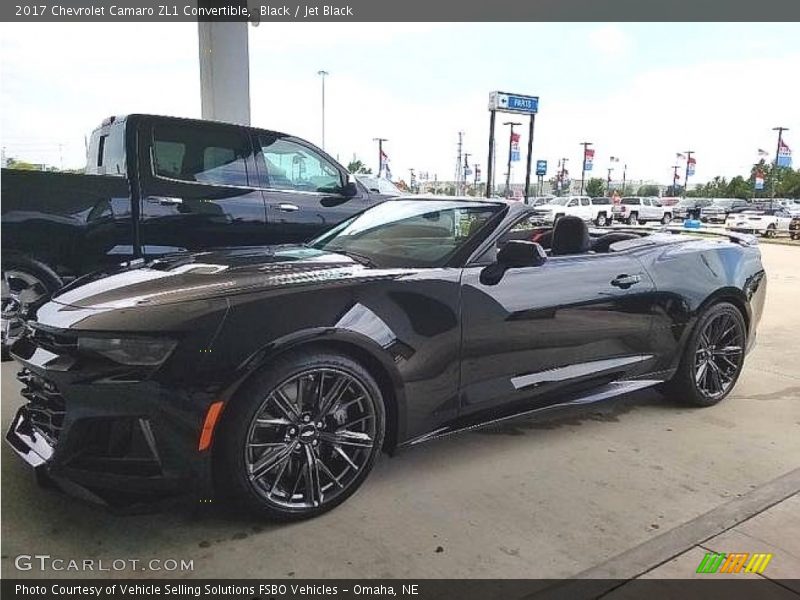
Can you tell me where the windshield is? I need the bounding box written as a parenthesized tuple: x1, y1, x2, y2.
(546, 198, 569, 206)
(310, 200, 502, 268)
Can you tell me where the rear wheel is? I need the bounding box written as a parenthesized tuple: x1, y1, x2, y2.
(595, 212, 608, 227)
(763, 224, 777, 238)
(216, 349, 385, 520)
(627, 212, 639, 225)
(663, 302, 746, 407)
(661, 213, 672, 225)
(2, 257, 62, 361)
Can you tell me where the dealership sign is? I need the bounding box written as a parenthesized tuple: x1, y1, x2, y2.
(488, 91, 539, 115)
(536, 160, 547, 176)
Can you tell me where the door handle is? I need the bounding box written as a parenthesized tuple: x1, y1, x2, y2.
(146, 196, 183, 205)
(611, 274, 641, 289)
(276, 203, 300, 212)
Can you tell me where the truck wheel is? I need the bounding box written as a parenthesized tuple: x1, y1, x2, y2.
(661, 213, 672, 225)
(1, 257, 62, 361)
(627, 212, 639, 225)
(215, 349, 386, 521)
(763, 224, 777, 238)
(594, 213, 608, 227)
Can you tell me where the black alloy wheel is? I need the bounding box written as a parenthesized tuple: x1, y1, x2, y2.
(218, 350, 385, 520)
(665, 302, 746, 407)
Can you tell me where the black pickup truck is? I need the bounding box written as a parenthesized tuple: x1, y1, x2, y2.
(1, 114, 388, 356)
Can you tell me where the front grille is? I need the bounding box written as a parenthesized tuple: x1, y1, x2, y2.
(17, 369, 66, 445)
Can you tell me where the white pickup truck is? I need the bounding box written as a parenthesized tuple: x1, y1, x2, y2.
(530, 195, 614, 226)
(726, 208, 797, 237)
(611, 196, 673, 225)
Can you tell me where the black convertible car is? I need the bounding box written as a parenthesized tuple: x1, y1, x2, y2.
(7, 198, 766, 519)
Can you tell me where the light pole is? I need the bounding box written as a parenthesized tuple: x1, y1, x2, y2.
(373, 137, 388, 177)
(682, 150, 694, 197)
(579, 141, 593, 195)
(606, 167, 614, 196)
(772, 126, 789, 204)
(671, 165, 680, 195)
(503, 121, 521, 197)
(463, 152, 472, 194)
(621, 163, 627, 195)
(560, 157, 570, 196)
(317, 70, 329, 149)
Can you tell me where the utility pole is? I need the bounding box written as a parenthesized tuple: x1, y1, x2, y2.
(772, 126, 789, 204)
(455, 131, 464, 195)
(606, 167, 613, 196)
(317, 70, 329, 150)
(473, 163, 480, 187)
(579, 142, 593, 196)
(373, 137, 387, 176)
(683, 150, 694, 197)
(463, 153, 471, 195)
(503, 121, 521, 197)
(621, 163, 627, 195)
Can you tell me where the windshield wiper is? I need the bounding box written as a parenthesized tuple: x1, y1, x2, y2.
(327, 248, 377, 267)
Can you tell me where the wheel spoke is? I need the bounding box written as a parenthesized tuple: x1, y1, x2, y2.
(303, 444, 323, 507)
(254, 416, 293, 427)
(695, 362, 708, 385)
(271, 388, 300, 420)
(315, 450, 344, 489)
(249, 441, 296, 481)
(319, 429, 373, 449)
(714, 345, 742, 356)
(316, 375, 350, 420)
(268, 454, 291, 498)
(334, 445, 359, 471)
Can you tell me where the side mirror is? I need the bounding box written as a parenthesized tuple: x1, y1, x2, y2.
(341, 179, 358, 197)
(497, 240, 547, 268)
(480, 241, 546, 285)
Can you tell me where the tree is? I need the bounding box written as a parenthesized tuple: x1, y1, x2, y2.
(726, 176, 751, 199)
(5, 158, 42, 171)
(346, 158, 372, 174)
(585, 178, 605, 197)
(637, 184, 660, 196)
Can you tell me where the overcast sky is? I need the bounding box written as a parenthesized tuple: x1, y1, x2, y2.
(1, 22, 798, 185)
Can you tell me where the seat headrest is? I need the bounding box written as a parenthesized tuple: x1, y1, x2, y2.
(591, 232, 640, 253)
(551, 216, 591, 256)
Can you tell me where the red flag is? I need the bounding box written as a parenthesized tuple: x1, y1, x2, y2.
(510, 132, 521, 143)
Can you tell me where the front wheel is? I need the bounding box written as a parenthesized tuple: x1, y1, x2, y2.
(216, 349, 386, 520)
(595, 213, 608, 227)
(627, 212, 639, 225)
(763, 224, 777, 238)
(2, 257, 62, 361)
(661, 213, 672, 225)
(663, 302, 746, 407)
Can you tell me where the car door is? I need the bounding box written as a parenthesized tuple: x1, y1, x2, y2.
(459, 215, 656, 414)
(255, 133, 368, 244)
(137, 117, 267, 258)
(579, 197, 592, 220)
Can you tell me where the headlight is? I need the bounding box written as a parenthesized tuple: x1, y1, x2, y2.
(78, 336, 177, 366)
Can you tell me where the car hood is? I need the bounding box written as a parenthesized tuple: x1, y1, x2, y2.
(50, 246, 410, 310)
(533, 204, 564, 211)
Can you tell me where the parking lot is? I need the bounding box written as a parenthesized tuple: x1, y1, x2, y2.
(1, 242, 798, 581)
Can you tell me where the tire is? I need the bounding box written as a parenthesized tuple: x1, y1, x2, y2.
(763, 224, 777, 238)
(2, 256, 62, 361)
(554, 213, 565, 224)
(216, 349, 386, 521)
(661, 213, 672, 225)
(595, 212, 608, 227)
(663, 302, 747, 407)
(627, 212, 639, 225)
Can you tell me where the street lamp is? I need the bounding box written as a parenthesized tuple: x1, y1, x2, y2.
(317, 70, 329, 149)
(503, 121, 521, 197)
(579, 141, 593, 195)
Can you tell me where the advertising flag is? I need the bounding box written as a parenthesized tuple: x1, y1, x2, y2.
(510, 132, 521, 162)
(380, 149, 392, 180)
(777, 140, 792, 168)
(757, 148, 770, 158)
(755, 171, 765, 190)
(676, 152, 686, 160)
(609, 156, 620, 163)
(687, 156, 696, 177)
(584, 148, 595, 171)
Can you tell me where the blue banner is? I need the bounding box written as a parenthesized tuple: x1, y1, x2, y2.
(536, 160, 547, 176)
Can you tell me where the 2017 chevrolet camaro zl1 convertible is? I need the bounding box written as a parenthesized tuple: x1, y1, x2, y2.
(7, 198, 766, 519)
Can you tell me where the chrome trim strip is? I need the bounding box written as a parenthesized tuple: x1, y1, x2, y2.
(511, 354, 653, 390)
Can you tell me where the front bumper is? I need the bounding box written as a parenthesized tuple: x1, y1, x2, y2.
(5, 330, 216, 509)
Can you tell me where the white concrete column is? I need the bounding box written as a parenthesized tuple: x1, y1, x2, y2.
(198, 21, 251, 125)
